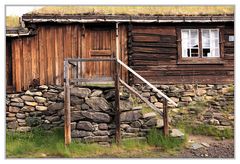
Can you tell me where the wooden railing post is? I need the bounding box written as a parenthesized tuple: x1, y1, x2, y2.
(163, 98, 169, 136)
(114, 59, 121, 144)
(64, 60, 71, 145)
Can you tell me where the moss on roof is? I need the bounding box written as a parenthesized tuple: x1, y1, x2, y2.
(6, 16, 20, 27)
(29, 6, 234, 16)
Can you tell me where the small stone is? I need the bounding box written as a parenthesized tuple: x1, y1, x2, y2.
(181, 97, 192, 102)
(150, 96, 158, 103)
(196, 89, 207, 96)
(16, 113, 25, 119)
(121, 124, 130, 129)
(70, 96, 84, 106)
(71, 111, 84, 121)
(220, 121, 231, 126)
(86, 97, 110, 112)
(25, 90, 43, 96)
(48, 89, 59, 93)
(205, 96, 214, 101)
(126, 127, 139, 133)
(45, 116, 60, 122)
(183, 91, 195, 97)
(21, 95, 35, 102)
(156, 119, 164, 128)
(98, 123, 108, 130)
(160, 85, 169, 90)
(7, 121, 18, 129)
(11, 98, 24, 103)
(131, 121, 142, 128)
(83, 136, 109, 142)
(201, 142, 210, 148)
(132, 106, 142, 110)
(48, 102, 64, 110)
(154, 102, 163, 108)
(170, 129, 184, 138)
(190, 143, 204, 150)
(21, 106, 35, 112)
(39, 85, 48, 89)
(81, 103, 90, 110)
(120, 111, 142, 122)
(209, 118, 220, 125)
(6, 117, 16, 121)
(25, 101, 38, 106)
(70, 87, 91, 98)
(34, 96, 47, 103)
(90, 90, 103, 97)
(119, 100, 133, 112)
(7, 94, 20, 98)
(7, 113, 15, 117)
(170, 97, 179, 103)
(43, 92, 57, 99)
(141, 92, 150, 97)
(10, 102, 24, 107)
(104, 90, 115, 100)
(222, 88, 230, 94)
(58, 91, 64, 99)
(36, 106, 47, 111)
(9, 106, 20, 113)
(17, 126, 31, 132)
(144, 117, 157, 126)
(143, 112, 157, 119)
(93, 130, 109, 136)
(76, 121, 94, 131)
(17, 119, 26, 123)
(71, 130, 93, 138)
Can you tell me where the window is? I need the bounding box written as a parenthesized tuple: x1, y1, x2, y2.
(181, 29, 220, 58)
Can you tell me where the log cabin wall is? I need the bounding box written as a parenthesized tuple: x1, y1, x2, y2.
(128, 23, 234, 84)
(9, 23, 128, 92)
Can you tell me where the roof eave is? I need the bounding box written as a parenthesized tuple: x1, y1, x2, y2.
(21, 15, 234, 24)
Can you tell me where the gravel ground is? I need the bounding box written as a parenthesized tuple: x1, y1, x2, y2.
(176, 135, 234, 158)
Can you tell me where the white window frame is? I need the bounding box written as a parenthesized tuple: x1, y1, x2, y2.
(181, 28, 220, 58)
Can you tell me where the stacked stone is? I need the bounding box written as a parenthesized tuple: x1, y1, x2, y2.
(134, 84, 234, 129)
(69, 87, 161, 145)
(6, 85, 64, 132)
(6, 85, 161, 145)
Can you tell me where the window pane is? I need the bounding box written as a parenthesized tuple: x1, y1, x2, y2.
(181, 29, 199, 58)
(181, 30, 189, 39)
(201, 29, 220, 57)
(202, 29, 210, 39)
(211, 29, 219, 39)
(202, 38, 210, 48)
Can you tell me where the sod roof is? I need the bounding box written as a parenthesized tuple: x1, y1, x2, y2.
(27, 6, 234, 16)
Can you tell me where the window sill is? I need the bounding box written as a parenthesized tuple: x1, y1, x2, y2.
(177, 58, 225, 65)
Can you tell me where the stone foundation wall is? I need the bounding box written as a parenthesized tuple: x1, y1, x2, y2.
(6, 83, 234, 144)
(6, 85, 161, 145)
(133, 84, 234, 129)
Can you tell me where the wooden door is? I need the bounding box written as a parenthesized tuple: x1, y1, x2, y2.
(6, 39, 13, 87)
(83, 25, 115, 80)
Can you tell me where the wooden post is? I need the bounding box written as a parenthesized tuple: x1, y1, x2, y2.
(163, 98, 169, 136)
(64, 60, 71, 145)
(115, 60, 121, 145)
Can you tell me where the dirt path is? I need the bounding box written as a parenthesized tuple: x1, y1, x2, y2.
(175, 135, 234, 158)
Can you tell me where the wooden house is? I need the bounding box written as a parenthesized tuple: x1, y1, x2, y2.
(6, 6, 234, 93)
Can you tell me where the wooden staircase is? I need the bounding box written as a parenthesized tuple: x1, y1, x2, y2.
(63, 57, 178, 145)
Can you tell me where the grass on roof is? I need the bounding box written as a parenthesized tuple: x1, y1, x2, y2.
(6, 16, 20, 27)
(29, 6, 234, 16)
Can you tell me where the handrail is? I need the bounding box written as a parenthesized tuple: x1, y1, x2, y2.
(117, 59, 178, 107)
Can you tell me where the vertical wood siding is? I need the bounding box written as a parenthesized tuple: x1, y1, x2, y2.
(10, 23, 128, 92)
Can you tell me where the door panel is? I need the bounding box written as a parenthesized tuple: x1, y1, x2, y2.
(82, 25, 115, 79)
